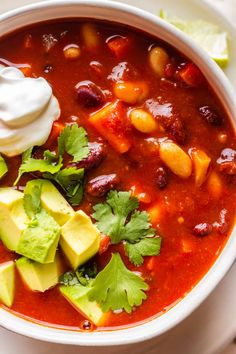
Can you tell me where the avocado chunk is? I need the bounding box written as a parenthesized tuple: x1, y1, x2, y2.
(60, 283, 107, 326)
(17, 209, 61, 264)
(16, 254, 61, 292)
(0, 188, 29, 251)
(60, 211, 100, 270)
(0, 261, 15, 307)
(24, 179, 74, 226)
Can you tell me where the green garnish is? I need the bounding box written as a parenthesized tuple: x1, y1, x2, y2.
(23, 183, 42, 219)
(14, 124, 89, 206)
(88, 253, 148, 313)
(44, 167, 84, 206)
(58, 124, 89, 162)
(14, 148, 63, 185)
(0, 154, 8, 180)
(125, 237, 162, 267)
(160, 10, 229, 67)
(92, 191, 161, 265)
(59, 262, 97, 287)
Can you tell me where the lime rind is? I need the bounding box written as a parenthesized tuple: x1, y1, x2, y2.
(160, 10, 229, 67)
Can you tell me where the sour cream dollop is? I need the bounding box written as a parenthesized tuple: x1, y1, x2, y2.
(0, 64, 60, 156)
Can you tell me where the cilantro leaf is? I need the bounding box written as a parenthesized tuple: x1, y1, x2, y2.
(88, 253, 148, 313)
(120, 211, 155, 243)
(14, 148, 63, 185)
(0, 154, 8, 179)
(92, 191, 139, 244)
(59, 262, 97, 286)
(44, 167, 84, 206)
(125, 237, 162, 266)
(58, 124, 89, 162)
(23, 183, 42, 219)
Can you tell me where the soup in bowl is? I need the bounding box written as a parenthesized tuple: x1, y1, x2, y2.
(0, 0, 235, 346)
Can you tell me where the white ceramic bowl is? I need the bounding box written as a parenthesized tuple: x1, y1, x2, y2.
(0, 0, 236, 346)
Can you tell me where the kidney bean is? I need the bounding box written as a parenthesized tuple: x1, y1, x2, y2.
(193, 223, 212, 237)
(156, 167, 168, 189)
(75, 80, 105, 107)
(213, 209, 229, 234)
(199, 106, 223, 126)
(44, 64, 53, 73)
(75, 141, 106, 170)
(86, 174, 120, 197)
(217, 148, 236, 175)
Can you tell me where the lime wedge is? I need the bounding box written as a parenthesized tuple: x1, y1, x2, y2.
(160, 10, 229, 68)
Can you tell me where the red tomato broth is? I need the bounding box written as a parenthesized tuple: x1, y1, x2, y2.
(0, 20, 235, 331)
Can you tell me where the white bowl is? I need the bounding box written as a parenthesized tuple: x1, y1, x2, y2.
(0, 0, 236, 346)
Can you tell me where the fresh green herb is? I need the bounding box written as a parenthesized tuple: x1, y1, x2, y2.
(44, 167, 84, 206)
(125, 238, 162, 266)
(0, 154, 8, 180)
(60, 262, 97, 286)
(23, 184, 42, 219)
(58, 124, 89, 162)
(92, 191, 161, 265)
(14, 148, 63, 185)
(89, 253, 148, 313)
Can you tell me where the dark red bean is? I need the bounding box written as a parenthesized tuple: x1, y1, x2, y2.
(75, 80, 105, 108)
(44, 64, 53, 73)
(81, 320, 93, 331)
(193, 223, 212, 237)
(217, 148, 236, 175)
(156, 167, 168, 189)
(199, 106, 223, 126)
(213, 209, 229, 234)
(86, 174, 119, 197)
(75, 141, 106, 170)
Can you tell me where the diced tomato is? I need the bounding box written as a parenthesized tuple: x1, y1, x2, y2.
(179, 63, 205, 87)
(89, 100, 132, 153)
(44, 121, 65, 148)
(99, 235, 111, 255)
(19, 65, 32, 77)
(107, 36, 131, 58)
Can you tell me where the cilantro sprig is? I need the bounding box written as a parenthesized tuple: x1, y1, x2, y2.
(92, 191, 161, 265)
(89, 253, 148, 313)
(14, 124, 89, 206)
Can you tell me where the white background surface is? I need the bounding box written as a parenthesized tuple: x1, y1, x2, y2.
(0, 0, 236, 353)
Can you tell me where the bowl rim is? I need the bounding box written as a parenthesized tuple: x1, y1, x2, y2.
(0, 0, 236, 346)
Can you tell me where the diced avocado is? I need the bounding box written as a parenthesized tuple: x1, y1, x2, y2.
(0, 188, 29, 251)
(60, 283, 107, 326)
(0, 261, 15, 307)
(16, 254, 61, 292)
(17, 209, 61, 264)
(60, 211, 100, 270)
(24, 179, 74, 226)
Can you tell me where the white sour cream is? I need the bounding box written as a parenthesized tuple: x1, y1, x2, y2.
(0, 64, 60, 156)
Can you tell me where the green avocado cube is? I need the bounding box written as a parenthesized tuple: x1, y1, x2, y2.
(60, 211, 100, 270)
(24, 179, 74, 226)
(16, 255, 61, 292)
(0, 261, 15, 307)
(16, 209, 61, 264)
(60, 283, 107, 326)
(0, 188, 29, 251)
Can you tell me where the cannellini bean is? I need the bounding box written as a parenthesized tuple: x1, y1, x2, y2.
(159, 141, 192, 178)
(130, 109, 157, 133)
(190, 148, 211, 187)
(81, 23, 100, 50)
(207, 171, 222, 199)
(63, 44, 81, 60)
(114, 81, 149, 104)
(149, 46, 170, 77)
